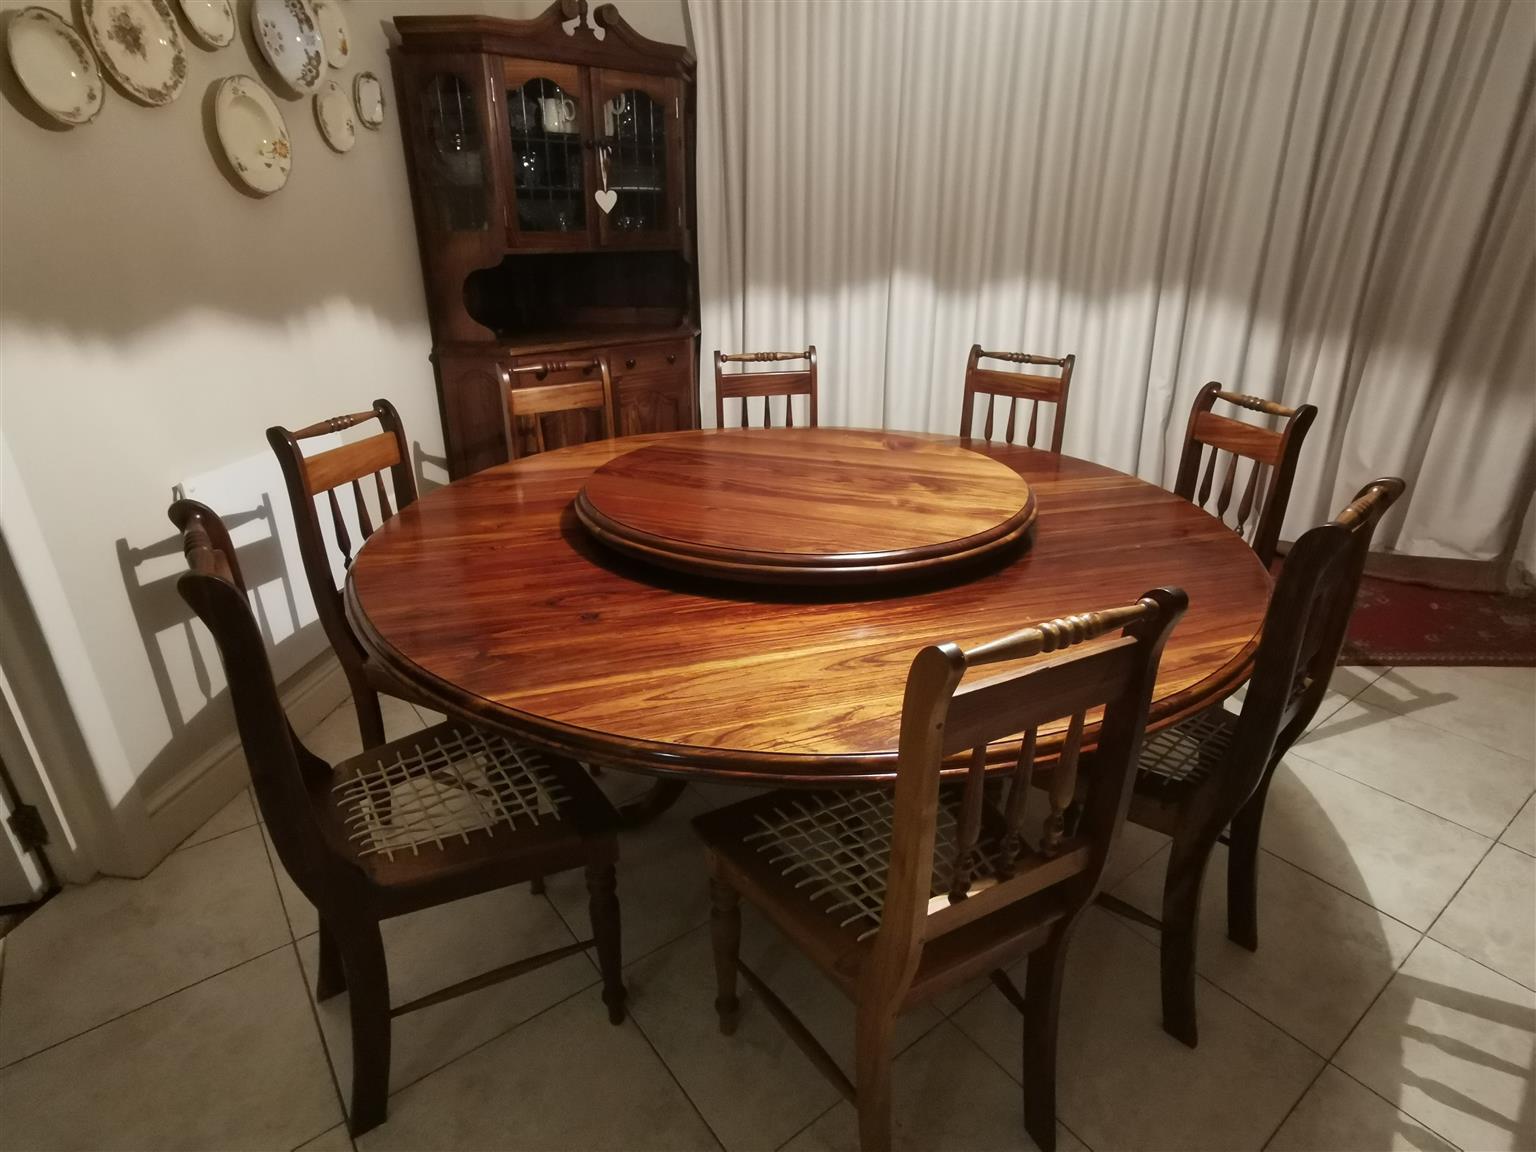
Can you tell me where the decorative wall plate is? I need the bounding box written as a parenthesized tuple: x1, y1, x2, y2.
(7, 6, 105, 125)
(311, 0, 349, 69)
(313, 78, 354, 152)
(353, 70, 385, 129)
(250, 0, 323, 95)
(214, 75, 291, 195)
(82, 0, 187, 106)
(176, 0, 235, 49)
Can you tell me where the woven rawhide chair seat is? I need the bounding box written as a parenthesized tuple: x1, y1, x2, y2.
(1133, 706, 1237, 797)
(321, 721, 606, 889)
(735, 787, 1021, 943)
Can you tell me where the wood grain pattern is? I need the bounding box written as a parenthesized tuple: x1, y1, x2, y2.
(572, 429, 1036, 584)
(345, 431, 1273, 783)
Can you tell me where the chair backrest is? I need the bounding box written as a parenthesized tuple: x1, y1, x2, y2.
(168, 499, 346, 909)
(959, 346, 1076, 454)
(714, 347, 818, 428)
(267, 399, 418, 677)
(502, 357, 616, 460)
(872, 587, 1187, 1001)
(1227, 476, 1405, 794)
(1172, 382, 1317, 568)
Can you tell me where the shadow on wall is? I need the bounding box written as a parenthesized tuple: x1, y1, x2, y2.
(113, 493, 326, 803)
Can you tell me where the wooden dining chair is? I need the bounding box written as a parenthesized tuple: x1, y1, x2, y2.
(502, 357, 616, 460)
(960, 346, 1076, 454)
(1103, 476, 1404, 1047)
(1172, 382, 1318, 568)
(713, 347, 818, 428)
(695, 588, 1188, 1152)
(168, 498, 626, 1137)
(268, 400, 432, 749)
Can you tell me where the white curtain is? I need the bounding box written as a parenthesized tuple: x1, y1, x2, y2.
(690, 0, 1536, 575)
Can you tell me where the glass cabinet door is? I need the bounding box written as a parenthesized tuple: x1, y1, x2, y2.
(502, 60, 592, 247)
(592, 70, 681, 246)
(410, 65, 493, 234)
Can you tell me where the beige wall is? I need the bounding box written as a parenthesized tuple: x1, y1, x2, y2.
(0, 0, 688, 873)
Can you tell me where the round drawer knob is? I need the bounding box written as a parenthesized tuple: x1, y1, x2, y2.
(625, 358, 637, 369)
(666, 354, 676, 364)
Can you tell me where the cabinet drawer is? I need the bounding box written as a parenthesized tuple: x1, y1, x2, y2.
(607, 339, 689, 380)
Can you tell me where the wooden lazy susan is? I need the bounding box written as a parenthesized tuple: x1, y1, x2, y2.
(573, 428, 1037, 585)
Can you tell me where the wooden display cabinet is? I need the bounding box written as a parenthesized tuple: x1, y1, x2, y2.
(393, 0, 698, 479)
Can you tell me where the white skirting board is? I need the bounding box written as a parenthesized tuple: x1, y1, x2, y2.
(133, 651, 351, 872)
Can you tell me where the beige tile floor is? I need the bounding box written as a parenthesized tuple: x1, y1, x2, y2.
(0, 666, 1531, 1151)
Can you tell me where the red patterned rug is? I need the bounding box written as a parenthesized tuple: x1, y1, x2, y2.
(1341, 576, 1536, 666)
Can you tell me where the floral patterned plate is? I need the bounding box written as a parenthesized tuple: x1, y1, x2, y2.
(214, 74, 291, 195)
(250, 0, 323, 95)
(353, 70, 385, 129)
(313, 77, 353, 153)
(176, 0, 235, 50)
(311, 0, 349, 69)
(82, 0, 187, 106)
(7, 6, 105, 125)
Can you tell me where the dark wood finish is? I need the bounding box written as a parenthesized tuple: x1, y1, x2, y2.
(1117, 476, 1405, 1046)
(267, 401, 427, 749)
(394, 1, 698, 479)
(344, 431, 1273, 783)
(572, 429, 1037, 585)
(168, 499, 625, 1136)
(435, 329, 696, 479)
(714, 347, 818, 428)
(960, 346, 1076, 454)
(503, 356, 616, 459)
(1172, 382, 1317, 568)
(694, 590, 1187, 1150)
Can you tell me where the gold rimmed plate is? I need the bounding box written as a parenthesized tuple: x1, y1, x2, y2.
(7, 6, 105, 125)
(82, 0, 187, 106)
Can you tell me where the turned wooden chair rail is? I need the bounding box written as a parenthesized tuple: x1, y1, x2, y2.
(694, 587, 1187, 1152)
(714, 346, 818, 428)
(169, 498, 625, 1137)
(502, 357, 616, 460)
(960, 346, 1076, 454)
(267, 400, 425, 749)
(1172, 382, 1317, 568)
(1104, 475, 1404, 1047)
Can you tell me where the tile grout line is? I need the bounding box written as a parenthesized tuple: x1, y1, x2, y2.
(0, 938, 296, 1074)
(1287, 739, 1523, 843)
(617, 998, 731, 1152)
(774, 1098, 842, 1151)
(1091, 908, 1340, 1064)
(945, 1012, 1096, 1151)
(1326, 1062, 1468, 1151)
(172, 814, 262, 856)
(1347, 673, 1536, 762)
(1312, 843, 1513, 1147)
(253, 811, 351, 1140)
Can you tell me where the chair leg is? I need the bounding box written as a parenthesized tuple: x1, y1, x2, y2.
(338, 920, 391, 1137)
(586, 860, 626, 1025)
(1023, 925, 1070, 1152)
(352, 686, 387, 750)
(1226, 766, 1278, 953)
(855, 1001, 898, 1152)
(708, 876, 742, 1035)
(1160, 816, 1224, 1049)
(315, 920, 346, 1001)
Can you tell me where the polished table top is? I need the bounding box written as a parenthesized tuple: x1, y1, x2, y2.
(573, 428, 1037, 585)
(346, 429, 1272, 785)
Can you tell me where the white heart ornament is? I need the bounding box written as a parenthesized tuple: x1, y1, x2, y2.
(595, 188, 617, 214)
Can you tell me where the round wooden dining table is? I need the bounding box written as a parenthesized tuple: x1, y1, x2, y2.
(345, 428, 1272, 788)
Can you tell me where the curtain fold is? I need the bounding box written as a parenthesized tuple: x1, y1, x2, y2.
(691, 0, 1536, 575)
